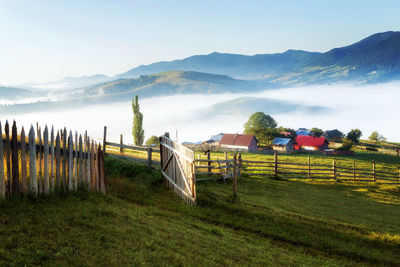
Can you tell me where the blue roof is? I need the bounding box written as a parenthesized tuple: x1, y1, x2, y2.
(296, 129, 311, 136)
(273, 138, 292, 146)
(210, 133, 224, 141)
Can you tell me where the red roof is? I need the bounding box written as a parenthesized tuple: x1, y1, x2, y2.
(295, 135, 328, 147)
(219, 134, 258, 147)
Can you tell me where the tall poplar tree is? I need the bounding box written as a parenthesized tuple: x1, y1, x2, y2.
(132, 95, 144, 145)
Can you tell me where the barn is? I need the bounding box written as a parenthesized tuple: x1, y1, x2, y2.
(295, 136, 329, 151)
(272, 138, 294, 152)
(219, 134, 258, 152)
(323, 129, 344, 142)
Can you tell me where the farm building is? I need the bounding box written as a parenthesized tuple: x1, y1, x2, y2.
(272, 138, 294, 152)
(323, 129, 344, 142)
(219, 134, 258, 152)
(295, 135, 329, 151)
(296, 128, 311, 136)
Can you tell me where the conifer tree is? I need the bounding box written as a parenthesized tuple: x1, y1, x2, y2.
(132, 95, 144, 145)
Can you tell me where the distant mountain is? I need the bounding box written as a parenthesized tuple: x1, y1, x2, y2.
(202, 97, 330, 117)
(117, 31, 400, 85)
(24, 74, 112, 90)
(117, 50, 321, 79)
(266, 31, 400, 85)
(83, 70, 272, 101)
(0, 86, 33, 99)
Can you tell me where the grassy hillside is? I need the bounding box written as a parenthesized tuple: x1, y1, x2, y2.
(1, 157, 399, 266)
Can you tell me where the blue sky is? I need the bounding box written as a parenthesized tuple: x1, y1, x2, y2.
(0, 0, 399, 84)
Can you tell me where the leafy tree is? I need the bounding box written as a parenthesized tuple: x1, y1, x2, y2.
(369, 131, 386, 143)
(336, 138, 353, 151)
(243, 112, 277, 144)
(132, 95, 144, 145)
(346, 129, 362, 144)
(145, 135, 160, 146)
(310, 128, 324, 137)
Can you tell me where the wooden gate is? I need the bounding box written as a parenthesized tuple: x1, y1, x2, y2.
(159, 134, 196, 205)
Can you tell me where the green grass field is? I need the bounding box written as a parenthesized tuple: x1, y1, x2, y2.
(0, 156, 399, 266)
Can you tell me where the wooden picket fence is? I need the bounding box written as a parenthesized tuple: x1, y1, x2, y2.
(0, 120, 106, 199)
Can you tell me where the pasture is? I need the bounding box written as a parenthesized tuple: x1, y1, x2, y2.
(0, 156, 399, 266)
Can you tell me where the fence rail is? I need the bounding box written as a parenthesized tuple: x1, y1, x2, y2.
(102, 128, 160, 169)
(195, 152, 400, 184)
(0, 120, 106, 199)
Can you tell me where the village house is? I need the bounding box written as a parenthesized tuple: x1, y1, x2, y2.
(219, 134, 258, 152)
(295, 135, 329, 151)
(272, 138, 294, 152)
(322, 129, 344, 142)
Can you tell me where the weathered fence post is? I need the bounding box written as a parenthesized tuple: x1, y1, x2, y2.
(50, 126, 55, 192)
(238, 153, 242, 177)
(353, 161, 356, 181)
(87, 136, 91, 190)
(233, 153, 237, 198)
(38, 127, 43, 194)
(308, 156, 311, 178)
(74, 131, 78, 190)
(191, 161, 196, 200)
(55, 131, 61, 189)
(11, 121, 20, 195)
(159, 136, 164, 169)
(29, 126, 38, 195)
(0, 122, 5, 199)
(103, 126, 107, 154)
(120, 134, 123, 153)
(274, 153, 278, 177)
(62, 127, 67, 190)
(99, 144, 106, 194)
(79, 135, 83, 188)
(43, 126, 49, 194)
(147, 147, 152, 169)
(68, 131, 74, 191)
(5, 121, 11, 195)
(372, 160, 376, 182)
(333, 160, 336, 180)
(21, 127, 28, 194)
(207, 152, 211, 176)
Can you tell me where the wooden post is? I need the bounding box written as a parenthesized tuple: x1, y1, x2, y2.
(120, 134, 123, 153)
(372, 160, 376, 182)
(74, 131, 78, 190)
(0, 122, 5, 199)
(90, 141, 95, 191)
(29, 126, 37, 195)
(308, 156, 311, 178)
(50, 126, 54, 192)
(103, 126, 107, 154)
(224, 152, 228, 161)
(207, 152, 211, 176)
(147, 147, 152, 169)
(353, 161, 356, 181)
(95, 143, 100, 191)
(79, 135, 83, 188)
(43, 126, 49, 194)
(233, 153, 237, 198)
(68, 131, 74, 191)
(87, 136, 91, 190)
(62, 127, 67, 190)
(20, 127, 27, 194)
(55, 131, 61, 190)
(11, 121, 20, 195)
(99, 145, 106, 194)
(38, 127, 43, 194)
(5, 121, 11, 196)
(333, 160, 336, 180)
(159, 137, 163, 169)
(274, 153, 278, 177)
(191, 162, 196, 201)
(238, 153, 242, 177)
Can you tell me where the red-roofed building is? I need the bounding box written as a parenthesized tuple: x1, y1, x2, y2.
(219, 134, 258, 152)
(295, 136, 329, 151)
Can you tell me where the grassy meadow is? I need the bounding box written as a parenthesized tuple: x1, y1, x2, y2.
(0, 156, 399, 266)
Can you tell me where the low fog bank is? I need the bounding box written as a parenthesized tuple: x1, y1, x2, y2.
(1, 82, 400, 144)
